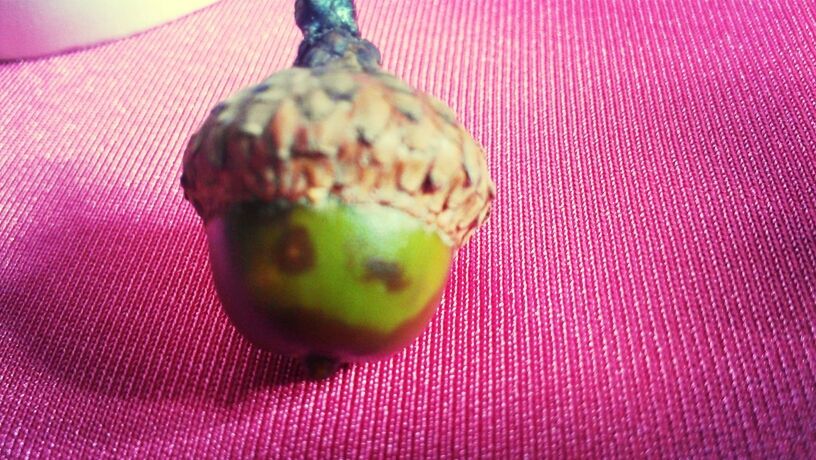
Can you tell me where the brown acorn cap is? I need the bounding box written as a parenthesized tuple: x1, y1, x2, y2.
(181, 67, 495, 247)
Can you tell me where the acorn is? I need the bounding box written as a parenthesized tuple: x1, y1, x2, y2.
(181, 0, 494, 378)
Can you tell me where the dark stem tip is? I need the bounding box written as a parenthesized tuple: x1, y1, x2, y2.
(302, 354, 343, 380)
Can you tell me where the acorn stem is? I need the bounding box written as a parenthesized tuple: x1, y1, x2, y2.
(293, 0, 381, 70)
(295, 0, 359, 38)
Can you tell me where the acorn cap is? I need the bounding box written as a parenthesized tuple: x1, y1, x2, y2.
(181, 67, 494, 247)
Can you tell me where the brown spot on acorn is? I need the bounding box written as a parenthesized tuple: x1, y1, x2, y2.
(275, 226, 315, 273)
(364, 258, 410, 292)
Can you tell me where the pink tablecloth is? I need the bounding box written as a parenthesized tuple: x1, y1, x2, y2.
(1, 0, 815, 457)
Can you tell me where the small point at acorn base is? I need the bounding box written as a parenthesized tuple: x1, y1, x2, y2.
(303, 354, 342, 379)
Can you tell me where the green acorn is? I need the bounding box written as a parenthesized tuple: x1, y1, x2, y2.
(181, 0, 494, 378)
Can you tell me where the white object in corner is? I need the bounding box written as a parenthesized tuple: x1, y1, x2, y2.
(0, 0, 220, 60)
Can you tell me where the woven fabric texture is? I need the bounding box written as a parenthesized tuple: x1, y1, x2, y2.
(1, 0, 815, 457)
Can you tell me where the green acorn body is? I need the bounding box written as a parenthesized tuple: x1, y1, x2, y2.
(181, 0, 494, 377)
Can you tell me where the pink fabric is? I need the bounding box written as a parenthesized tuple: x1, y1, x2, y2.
(2, 0, 815, 457)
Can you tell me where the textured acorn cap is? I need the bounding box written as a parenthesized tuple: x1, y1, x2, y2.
(181, 67, 494, 247)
